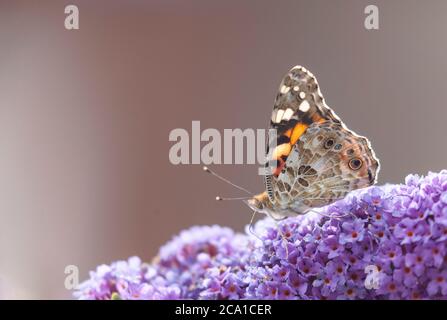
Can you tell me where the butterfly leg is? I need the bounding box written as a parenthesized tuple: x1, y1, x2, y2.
(308, 208, 351, 220)
(265, 212, 290, 259)
(247, 210, 264, 241)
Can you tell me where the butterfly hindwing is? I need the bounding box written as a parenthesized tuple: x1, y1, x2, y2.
(269, 121, 380, 214)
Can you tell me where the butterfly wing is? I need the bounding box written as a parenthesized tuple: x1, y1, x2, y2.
(264, 66, 380, 214)
(265, 66, 340, 178)
(270, 121, 380, 214)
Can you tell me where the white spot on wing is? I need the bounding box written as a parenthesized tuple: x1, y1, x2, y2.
(299, 91, 306, 99)
(275, 109, 285, 123)
(280, 85, 290, 94)
(298, 100, 310, 112)
(293, 86, 299, 92)
(271, 110, 277, 122)
(283, 108, 294, 121)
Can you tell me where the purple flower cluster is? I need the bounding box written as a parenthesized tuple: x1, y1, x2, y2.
(74, 226, 251, 299)
(75, 171, 447, 299)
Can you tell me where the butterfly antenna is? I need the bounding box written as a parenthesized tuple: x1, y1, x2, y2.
(215, 196, 252, 201)
(203, 166, 253, 196)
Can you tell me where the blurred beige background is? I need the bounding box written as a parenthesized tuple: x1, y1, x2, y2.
(1, 0, 447, 299)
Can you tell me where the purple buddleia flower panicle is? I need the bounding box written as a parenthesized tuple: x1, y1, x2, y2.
(75, 170, 447, 300)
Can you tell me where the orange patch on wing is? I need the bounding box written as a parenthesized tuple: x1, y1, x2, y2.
(290, 123, 308, 145)
(272, 143, 291, 160)
(312, 114, 326, 124)
(270, 122, 312, 177)
(273, 158, 286, 176)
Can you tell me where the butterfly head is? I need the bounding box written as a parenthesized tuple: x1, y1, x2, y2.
(245, 192, 273, 215)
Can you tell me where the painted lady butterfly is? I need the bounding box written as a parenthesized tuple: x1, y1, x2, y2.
(245, 66, 380, 220)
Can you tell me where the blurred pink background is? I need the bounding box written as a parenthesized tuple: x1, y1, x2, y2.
(1, 0, 447, 298)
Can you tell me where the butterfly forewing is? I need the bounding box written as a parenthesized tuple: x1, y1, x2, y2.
(263, 66, 380, 216)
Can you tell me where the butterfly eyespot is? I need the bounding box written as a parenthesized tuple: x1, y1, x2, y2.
(334, 143, 342, 150)
(347, 148, 355, 155)
(348, 158, 363, 171)
(324, 138, 335, 149)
